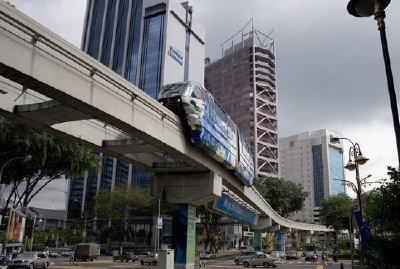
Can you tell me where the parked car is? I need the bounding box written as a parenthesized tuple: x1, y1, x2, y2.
(304, 251, 318, 261)
(234, 251, 263, 265)
(48, 251, 59, 258)
(60, 249, 73, 257)
(0, 253, 9, 266)
(7, 252, 50, 269)
(113, 252, 138, 262)
(139, 253, 158, 265)
(199, 251, 216, 260)
(285, 250, 300, 260)
(242, 253, 281, 268)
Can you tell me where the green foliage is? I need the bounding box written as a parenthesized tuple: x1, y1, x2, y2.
(363, 167, 400, 268)
(364, 167, 400, 236)
(0, 118, 98, 208)
(254, 177, 309, 217)
(320, 193, 354, 232)
(93, 186, 170, 243)
(196, 205, 221, 252)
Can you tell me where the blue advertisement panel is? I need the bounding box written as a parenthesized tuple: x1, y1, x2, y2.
(213, 193, 258, 225)
(171, 204, 196, 265)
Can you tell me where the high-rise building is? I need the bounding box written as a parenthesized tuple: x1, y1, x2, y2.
(205, 22, 278, 177)
(67, 0, 205, 225)
(278, 129, 346, 223)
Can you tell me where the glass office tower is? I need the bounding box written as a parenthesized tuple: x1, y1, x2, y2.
(67, 0, 205, 227)
(279, 129, 346, 223)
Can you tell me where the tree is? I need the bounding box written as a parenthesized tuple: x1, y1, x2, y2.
(204, 57, 211, 66)
(0, 118, 98, 211)
(93, 187, 170, 245)
(363, 167, 400, 268)
(253, 177, 309, 217)
(196, 205, 222, 252)
(319, 193, 354, 232)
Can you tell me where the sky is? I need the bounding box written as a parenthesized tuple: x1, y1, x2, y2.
(5, 0, 400, 209)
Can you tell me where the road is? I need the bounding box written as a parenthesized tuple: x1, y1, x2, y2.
(49, 254, 352, 269)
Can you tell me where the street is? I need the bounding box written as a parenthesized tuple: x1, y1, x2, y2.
(48, 254, 353, 269)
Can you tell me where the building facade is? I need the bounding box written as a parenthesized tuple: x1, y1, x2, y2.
(278, 129, 346, 223)
(205, 23, 278, 177)
(68, 0, 205, 224)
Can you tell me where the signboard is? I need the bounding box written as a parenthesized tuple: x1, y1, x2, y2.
(243, 231, 254, 237)
(6, 209, 26, 245)
(157, 217, 163, 229)
(168, 46, 183, 65)
(213, 193, 259, 225)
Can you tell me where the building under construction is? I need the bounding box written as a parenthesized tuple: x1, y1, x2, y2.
(205, 20, 278, 177)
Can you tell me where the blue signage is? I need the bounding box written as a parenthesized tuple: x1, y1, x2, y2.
(168, 46, 183, 65)
(213, 193, 259, 225)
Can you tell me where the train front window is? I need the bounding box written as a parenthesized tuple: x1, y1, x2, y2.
(158, 83, 191, 99)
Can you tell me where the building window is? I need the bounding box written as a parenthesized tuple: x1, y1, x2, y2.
(112, 0, 130, 75)
(312, 145, 324, 207)
(100, 0, 117, 67)
(139, 3, 166, 98)
(329, 146, 345, 195)
(87, 0, 106, 59)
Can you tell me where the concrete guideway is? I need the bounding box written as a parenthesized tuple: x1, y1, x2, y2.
(0, 1, 331, 233)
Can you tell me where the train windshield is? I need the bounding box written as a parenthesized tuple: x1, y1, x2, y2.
(158, 82, 192, 99)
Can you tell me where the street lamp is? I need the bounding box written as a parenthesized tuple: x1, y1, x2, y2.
(74, 199, 87, 243)
(29, 211, 43, 251)
(0, 155, 32, 207)
(347, 0, 400, 166)
(0, 155, 32, 183)
(331, 137, 369, 219)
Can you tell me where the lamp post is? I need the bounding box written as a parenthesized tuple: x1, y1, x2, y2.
(0, 155, 32, 183)
(331, 137, 369, 218)
(0, 155, 32, 210)
(29, 212, 42, 251)
(347, 0, 400, 166)
(74, 199, 87, 243)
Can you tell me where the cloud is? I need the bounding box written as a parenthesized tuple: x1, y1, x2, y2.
(6, 0, 400, 209)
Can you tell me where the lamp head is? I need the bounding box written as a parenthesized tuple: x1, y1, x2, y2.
(344, 160, 357, 171)
(347, 0, 391, 17)
(355, 153, 369, 165)
(330, 137, 340, 143)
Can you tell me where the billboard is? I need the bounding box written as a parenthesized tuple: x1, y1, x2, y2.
(212, 193, 259, 225)
(6, 209, 26, 244)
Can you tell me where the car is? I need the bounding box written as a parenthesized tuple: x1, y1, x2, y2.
(139, 253, 158, 265)
(242, 253, 282, 268)
(48, 251, 58, 258)
(60, 250, 73, 257)
(234, 251, 263, 265)
(7, 252, 50, 269)
(199, 251, 216, 260)
(285, 250, 300, 260)
(113, 252, 138, 262)
(304, 251, 318, 261)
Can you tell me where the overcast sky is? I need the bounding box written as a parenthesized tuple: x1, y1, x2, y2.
(6, 0, 400, 209)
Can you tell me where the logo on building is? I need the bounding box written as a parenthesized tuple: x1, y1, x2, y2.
(168, 46, 183, 65)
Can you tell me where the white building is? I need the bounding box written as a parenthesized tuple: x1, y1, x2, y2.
(279, 129, 346, 223)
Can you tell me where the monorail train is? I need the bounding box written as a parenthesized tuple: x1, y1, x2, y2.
(158, 81, 254, 186)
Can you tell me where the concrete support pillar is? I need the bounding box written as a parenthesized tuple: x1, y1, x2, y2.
(277, 232, 286, 254)
(152, 172, 222, 205)
(171, 204, 196, 269)
(253, 229, 262, 251)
